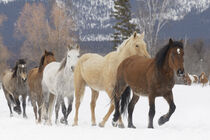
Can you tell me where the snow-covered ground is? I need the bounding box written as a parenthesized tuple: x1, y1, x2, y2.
(0, 85, 210, 140)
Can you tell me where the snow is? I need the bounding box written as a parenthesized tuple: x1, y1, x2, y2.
(0, 85, 210, 140)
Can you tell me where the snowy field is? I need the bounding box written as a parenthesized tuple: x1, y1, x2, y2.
(0, 85, 210, 140)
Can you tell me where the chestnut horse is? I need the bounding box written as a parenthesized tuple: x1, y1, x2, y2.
(112, 39, 184, 129)
(73, 32, 150, 127)
(199, 72, 208, 86)
(27, 50, 56, 123)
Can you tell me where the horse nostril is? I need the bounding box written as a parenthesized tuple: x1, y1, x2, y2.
(71, 66, 75, 71)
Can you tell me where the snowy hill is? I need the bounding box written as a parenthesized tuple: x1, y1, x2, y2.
(0, 85, 210, 140)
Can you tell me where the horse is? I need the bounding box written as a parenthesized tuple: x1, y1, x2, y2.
(73, 32, 150, 127)
(2, 59, 28, 118)
(112, 39, 184, 129)
(199, 72, 208, 86)
(42, 45, 80, 125)
(27, 50, 56, 123)
(183, 73, 198, 85)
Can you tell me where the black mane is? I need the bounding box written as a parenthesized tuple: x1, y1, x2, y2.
(12, 59, 26, 78)
(38, 51, 54, 72)
(155, 40, 183, 70)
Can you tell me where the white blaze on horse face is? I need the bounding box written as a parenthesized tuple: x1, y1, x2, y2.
(177, 48, 180, 55)
(66, 48, 80, 71)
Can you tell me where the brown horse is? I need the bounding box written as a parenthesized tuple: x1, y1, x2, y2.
(27, 50, 56, 123)
(199, 72, 208, 86)
(2, 59, 28, 117)
(112, 39, 184, 129)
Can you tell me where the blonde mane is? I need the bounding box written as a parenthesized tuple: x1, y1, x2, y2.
(116, 33, 142, 52)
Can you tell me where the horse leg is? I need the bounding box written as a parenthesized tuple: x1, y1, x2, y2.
(60, 100, 67, 124)
(128, 94, 139, 128)
(73, 80, 85, 126)
(14, 95, 21, 115)
(99, 103, 114, 127)
(47, 93, 55, 125)
(22, 94, 27, 118)
(31, 98, 38, 122)
(37, 95, 43, 123)
(148, 95, 156, 129)
(4, 92, 13, 117)
(61, 95, 73, 125)
(158, 92, 176, 126)
(90, 89, 99, 126)
(55, 95, 62, 125)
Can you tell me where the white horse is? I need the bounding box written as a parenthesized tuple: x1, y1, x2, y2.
(42, 45, 80, 125)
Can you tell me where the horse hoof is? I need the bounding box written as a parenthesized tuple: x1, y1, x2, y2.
(23, 114, 28, 119)
(148, 125, 154, 129)
(118, 123, 125, 128)
(158, 116, 168, 126)
(72, 123, 78, 126)
(92, 123, 97, 126)
(128, 124, 136, 129)
(112, 121, 118, 127)
(98, 123, 105, 128)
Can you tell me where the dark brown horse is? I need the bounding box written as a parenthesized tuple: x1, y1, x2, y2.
(2, 59, 28, 117)
(112, 39, 184, 129)
(27, 50, 56, 123)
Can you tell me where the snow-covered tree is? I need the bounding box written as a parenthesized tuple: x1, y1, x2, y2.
(136, 0, 210, 56)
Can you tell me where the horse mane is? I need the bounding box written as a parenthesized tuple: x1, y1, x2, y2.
(38, 51, 54, 72)
(155, 40, 183, 70)
(12, 59, 26, 78)
(58, 56, 67, 72)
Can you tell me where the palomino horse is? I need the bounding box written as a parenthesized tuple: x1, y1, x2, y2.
(2, 59, 28, 118)
(183, 73, 198, 85)
(112, 39, 184, 129)
(199, 72, 208, 86)
(73, 32, 150, 127)
(28, 50, 56, 123)
(42, 45, 80, 125)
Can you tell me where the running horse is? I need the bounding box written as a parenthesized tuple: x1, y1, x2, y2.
(2, 59, 28, 117)
(28, 50, 56, 123)
(112, 39, 184, 128)
(73, 32, 150, 127)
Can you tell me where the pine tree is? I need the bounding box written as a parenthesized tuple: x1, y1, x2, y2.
(111, 0, 138, 49)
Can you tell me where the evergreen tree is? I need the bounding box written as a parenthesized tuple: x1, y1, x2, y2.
(111, 0, 138, 49)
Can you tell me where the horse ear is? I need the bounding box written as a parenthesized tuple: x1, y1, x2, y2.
(67, 45, 72, 50)
(169, 38, 173, 44)
(133, 31, 137, 38)
(76, 44, 80, 50)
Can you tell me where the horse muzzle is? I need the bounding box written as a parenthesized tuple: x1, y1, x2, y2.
(177, 69, 185, 77)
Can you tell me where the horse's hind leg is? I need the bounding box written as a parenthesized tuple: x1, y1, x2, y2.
(90, 89, 99, 126)
(128, 94, 139, 128)
(158, 92, 176, 126)
(22, 94, 27, 118)
(31, 98, 38, 122)
(73, 78, 85, 126)
(99, 103, 114, 127)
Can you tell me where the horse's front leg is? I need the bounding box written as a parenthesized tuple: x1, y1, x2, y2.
(148, 95, 155, 128)
(14, 95, 21, 115)
(158, 91, 176, 126)
(55, 95, 62, 124)
(22, 94, 27, 118)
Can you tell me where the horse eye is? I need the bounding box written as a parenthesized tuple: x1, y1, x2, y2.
(136, 45, 139, 48)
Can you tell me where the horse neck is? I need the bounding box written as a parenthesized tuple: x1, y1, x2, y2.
(158, 52, 174, 80)
(117, 45, 132, 60)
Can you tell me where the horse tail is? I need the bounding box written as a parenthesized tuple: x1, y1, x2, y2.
(120, 86, 131, 115)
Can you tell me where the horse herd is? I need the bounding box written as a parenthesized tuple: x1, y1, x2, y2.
(183, 72, 209, 86)
(1, 32, 188, 129)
